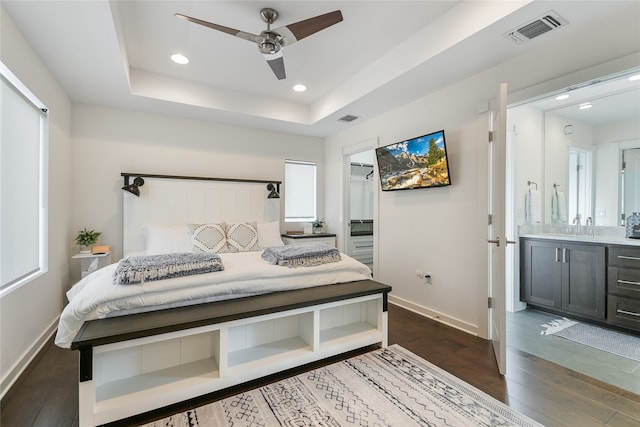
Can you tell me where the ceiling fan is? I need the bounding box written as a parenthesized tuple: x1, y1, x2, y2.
(175, 8, 343, 80)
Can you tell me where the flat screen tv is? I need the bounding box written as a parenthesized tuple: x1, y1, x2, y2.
(375, 129, 451, 191)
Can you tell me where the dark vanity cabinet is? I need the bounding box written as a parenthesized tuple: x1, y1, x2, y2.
(520, 239, 562, 309)
(520, 238, 606, 320)
(607, 245, 640, 330)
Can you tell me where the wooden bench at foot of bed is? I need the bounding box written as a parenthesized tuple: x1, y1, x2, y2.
(71, 279, 391, 426)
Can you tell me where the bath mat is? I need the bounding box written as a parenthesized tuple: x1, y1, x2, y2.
(541, 317, 640, 362)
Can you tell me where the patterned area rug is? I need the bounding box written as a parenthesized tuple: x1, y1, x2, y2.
(141, 345, 542, 427)
(541, 317, 640, 362)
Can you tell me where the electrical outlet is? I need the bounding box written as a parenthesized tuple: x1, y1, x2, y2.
(424, 273, 432, 285)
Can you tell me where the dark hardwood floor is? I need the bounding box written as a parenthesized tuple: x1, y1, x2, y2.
(2, 304, 639, 426)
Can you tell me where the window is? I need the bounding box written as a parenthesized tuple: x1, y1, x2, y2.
(284, 160, 317, 222)
(1, 62, 48, 296)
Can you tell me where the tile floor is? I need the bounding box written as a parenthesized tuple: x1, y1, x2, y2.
(507, 308, 640, 395)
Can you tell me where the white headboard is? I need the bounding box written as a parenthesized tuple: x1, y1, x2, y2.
(122, 175, 280, 255)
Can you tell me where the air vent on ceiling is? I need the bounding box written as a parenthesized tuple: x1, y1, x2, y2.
(505, 11, 568, 44)
(338, 114, 359, 123)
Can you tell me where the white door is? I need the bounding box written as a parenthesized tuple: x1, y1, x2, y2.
(488, 83, 509, 375)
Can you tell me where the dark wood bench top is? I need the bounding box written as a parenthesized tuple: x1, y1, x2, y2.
(71, 280, 391, 350)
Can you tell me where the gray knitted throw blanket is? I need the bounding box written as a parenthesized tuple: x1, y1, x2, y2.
(262, 243, 341, 267)
(113, 252, 224, 285)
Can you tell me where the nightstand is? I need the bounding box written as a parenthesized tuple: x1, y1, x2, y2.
(72, 252, 112, 278)
(281, 233, 336, 247)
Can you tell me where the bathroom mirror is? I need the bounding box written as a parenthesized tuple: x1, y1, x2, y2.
(532, 69, 640, 227)
(620, 145, 640, 225)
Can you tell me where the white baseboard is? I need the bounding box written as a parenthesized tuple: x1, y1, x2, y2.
(388, 294, 479, 337)
(1, 316, 59, 401)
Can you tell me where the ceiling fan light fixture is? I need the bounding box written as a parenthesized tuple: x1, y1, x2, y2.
(293, 84, 307, 92)
(171, 53, 189, 65)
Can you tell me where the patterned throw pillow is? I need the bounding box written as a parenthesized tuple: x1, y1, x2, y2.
(189, 223, 228, 253)
(226, 222, 260, 252)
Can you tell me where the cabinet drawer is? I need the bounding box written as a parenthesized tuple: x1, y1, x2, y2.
(608, 245, 640, 268)
(608, 267, 640, 299)
(607, 295, 640, 331)
(348, 236, 373, 258)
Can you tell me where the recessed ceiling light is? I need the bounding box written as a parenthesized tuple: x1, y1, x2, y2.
(629, 74, 640, 81)
(555, 94, 570, 100)
(171, 54, 189, 65)
(579, 102, 592, 110)
(293, 84, 307, 92)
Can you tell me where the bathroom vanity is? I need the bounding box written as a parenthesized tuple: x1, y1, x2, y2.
(520, 233, 640, 332)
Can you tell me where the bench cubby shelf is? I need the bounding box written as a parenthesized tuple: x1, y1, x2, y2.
(72, 280, 390, 426)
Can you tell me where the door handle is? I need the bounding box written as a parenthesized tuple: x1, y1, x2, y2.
(488, 237, 500, 246)
(487, 237, 516, 247)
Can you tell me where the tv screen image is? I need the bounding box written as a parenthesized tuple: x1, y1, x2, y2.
(375, 130, 451, 191)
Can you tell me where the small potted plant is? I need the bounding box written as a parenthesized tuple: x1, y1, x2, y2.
(75, 227, 101, 253)
(312, 218, 325, 234)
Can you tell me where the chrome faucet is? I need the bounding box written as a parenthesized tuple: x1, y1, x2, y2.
(573, 216, 582, 236)
(585, 217, 594, 236)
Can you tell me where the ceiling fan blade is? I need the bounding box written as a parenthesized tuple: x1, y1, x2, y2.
(175, 13, 261, 43)
(277, 10, 343, 46)
(263, 51, 286, 80)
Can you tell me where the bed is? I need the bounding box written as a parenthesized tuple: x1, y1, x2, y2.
(62, 174, 391, 427)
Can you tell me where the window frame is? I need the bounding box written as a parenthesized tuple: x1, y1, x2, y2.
(0, 61, 49, 297)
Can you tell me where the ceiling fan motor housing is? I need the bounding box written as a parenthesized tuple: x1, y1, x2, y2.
(259, 31, 282, 54)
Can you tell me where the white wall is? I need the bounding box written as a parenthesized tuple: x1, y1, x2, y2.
(509, 105, 544, 226)
(326, 79, 491, 336)
(0, 8, 72, 397)
(70, 104, 324, 270)
(325, 49, 640, 339)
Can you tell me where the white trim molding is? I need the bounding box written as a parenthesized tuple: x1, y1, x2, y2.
(1, 316, 59, 400)
(388, 295, 479, 337)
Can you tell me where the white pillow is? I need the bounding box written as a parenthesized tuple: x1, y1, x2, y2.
(144, 225, 192, 255)
(189, 223, 229, 253)
(257, 221, 284, 248)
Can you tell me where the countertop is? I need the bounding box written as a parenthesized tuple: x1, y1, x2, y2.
(519, 233, 640, 246)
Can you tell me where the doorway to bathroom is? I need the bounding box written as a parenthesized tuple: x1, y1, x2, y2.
(505, 66, 640, 394)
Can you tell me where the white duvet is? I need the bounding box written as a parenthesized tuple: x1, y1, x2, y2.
(55, 251, 372, 348)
